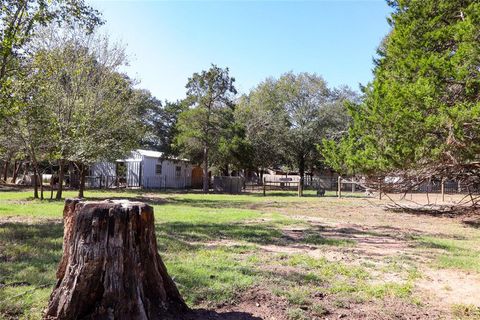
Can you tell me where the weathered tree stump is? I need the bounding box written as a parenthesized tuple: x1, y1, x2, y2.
(45, 199, 188, 320)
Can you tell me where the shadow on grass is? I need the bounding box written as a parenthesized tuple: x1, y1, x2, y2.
(157, 222, 283, 245)
(157, 222, 358, 248)
(0, 222, 63, 318)
(0, 222, 63, 285)
(162, 197, 257, 209)
(463, 219, 480, 229)
(187, 310, 262, 320)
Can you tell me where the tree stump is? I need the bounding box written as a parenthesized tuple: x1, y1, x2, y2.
(44, 199, 188, 320)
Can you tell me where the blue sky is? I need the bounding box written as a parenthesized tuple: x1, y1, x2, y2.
(88, 1, 392, 101)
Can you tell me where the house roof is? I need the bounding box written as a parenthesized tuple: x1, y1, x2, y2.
(135, 149, 163, 158)
(131, 149, 190, 162)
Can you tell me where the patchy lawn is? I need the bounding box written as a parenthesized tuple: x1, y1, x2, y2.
(1, 189, 480, 319)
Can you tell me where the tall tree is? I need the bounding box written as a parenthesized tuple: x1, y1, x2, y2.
(236, 78, 288, 180)
(175, 64, 237, 193)
(322, 0, 480, 194)
(0, 0, 102, 116)
(240, 73, 353, 195)
(23, 26, 141, 198)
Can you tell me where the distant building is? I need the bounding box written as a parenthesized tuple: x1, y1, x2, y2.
(90, 149, 193, 189)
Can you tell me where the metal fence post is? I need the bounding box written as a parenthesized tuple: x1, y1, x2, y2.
(263, 177, 266, 196)
(337, 176, 342, 198)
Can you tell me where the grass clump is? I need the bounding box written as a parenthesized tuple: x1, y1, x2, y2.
(311, 303, 329, 316)
(283, 287, 312, 306)
(287, 307, 308, 320)
(451, 304, 480, 319)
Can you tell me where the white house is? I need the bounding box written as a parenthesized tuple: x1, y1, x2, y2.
(90, 149, 193, 189)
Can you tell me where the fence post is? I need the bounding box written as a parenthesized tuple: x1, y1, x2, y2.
(337, 176, 342, 198)
(441, 177, 445, 202)
(263, 177, 266, 196)
(379, 182, 382, 200)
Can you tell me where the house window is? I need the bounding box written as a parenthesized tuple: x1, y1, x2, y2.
(155, 162, 162, 175)
(175, 166, 181, 177)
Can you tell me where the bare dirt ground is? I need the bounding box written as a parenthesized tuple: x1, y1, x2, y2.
(204, 193, 480, 319)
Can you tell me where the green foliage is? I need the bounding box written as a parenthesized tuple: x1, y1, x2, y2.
(0, 0, 103, 117)
(239, 72, 355, 188)
(136, 91, 187, 155)
(175, 64, 239, 190)
(235, 78, 288, 170)
(323, 0, 480, 177)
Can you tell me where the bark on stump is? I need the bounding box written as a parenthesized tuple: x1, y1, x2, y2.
(45, 199, 188, 320)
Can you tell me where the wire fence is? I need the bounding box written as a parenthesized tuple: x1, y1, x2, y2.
(82, 174, 480, 196)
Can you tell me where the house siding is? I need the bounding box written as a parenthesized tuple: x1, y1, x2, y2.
(141, 156, 192, 189)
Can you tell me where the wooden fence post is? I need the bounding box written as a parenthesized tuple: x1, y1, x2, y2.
(441, 177, 445, 202)
(337, 176, 342, 198)
(379, 182, 382, 200)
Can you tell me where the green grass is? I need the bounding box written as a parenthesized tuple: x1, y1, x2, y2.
(416, 236, 480, 273)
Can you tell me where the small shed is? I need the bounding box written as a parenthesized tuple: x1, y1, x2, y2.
(90, 149, 193, 189)
(125, 150, 192, 189)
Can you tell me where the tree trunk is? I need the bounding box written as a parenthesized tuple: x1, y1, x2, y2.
(50, 177, 54, 200)
(56, 159, 65, 200)
(12, 161, 20, 184)
(44, 199, 188, 320)
(78, 163, 86, 198)
(298, 156, 305, 197)
(40, 173, 44, 200)
(203, 145, 209, 194)
(3, 160, 9, 182)
(31, 161, 39, 199)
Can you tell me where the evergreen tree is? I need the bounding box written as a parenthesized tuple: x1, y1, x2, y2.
(323, 0, 480, 189)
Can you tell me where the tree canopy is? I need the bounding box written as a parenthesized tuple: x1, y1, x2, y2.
(0, 0, 103, 117)
(175, 64, 237, 192)
(239, 72, 355, 195)
(322, 0, 480, 190)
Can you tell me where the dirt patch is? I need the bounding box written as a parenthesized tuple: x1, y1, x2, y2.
(417, 268, 480, 308)
(214, 287, 289, 320)
(340, 297, 444, 320)
(204, 286, 444, 320)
